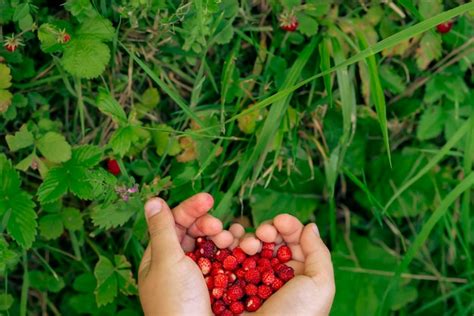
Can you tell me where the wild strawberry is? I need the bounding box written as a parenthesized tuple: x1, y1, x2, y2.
(261, 270, 276, 285)
(3, 35, 23, 52)
(262, 242, 275, 251)
(244, 268, 261, 284)
(225, 271, 237, 283)
(279, 12, 298, 32)
(235, 268, 246, 279)
(211, 268, 225, 276)
(226, 285, 244, 302)
(198, 257, 212, 275)
(215, 249, 231, 262)
(212, 300, 226, 315)
(222, 292, 232, 305)
(193, 248, 202, 259)
(277, 245, 292, 263)
(223, 255, 238, 271)
(258, 285, 273, 299)
(185, 251, 198, 262)
(212, 261, 223, 270)
(107, 159, 120, 175)
(276, 265, 295, 281)
(232, 247, 247, 263)
(233, 278, 247, 289)
(245, 295, 262, 312)
(212, 287, 225, 299)
(261, 249, 273, 259)
(271, 277, 284, 290)
(221, 309, 233, 316)
(196, 236, 206, 246)
(257, 258, 272, 271)
(229, 301, 245, 314)
(271, 257, 280, 267)
(199, 239, 217, 259)
(205, 276, 214, 289)
(214, 273, 229, 288)
(242, 257, 257, 271)
(436, 21, 453, 34)
(245, 283, 258, 296)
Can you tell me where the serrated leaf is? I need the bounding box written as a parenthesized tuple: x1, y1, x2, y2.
(39, 214, 64, 240)
(62, 207, 83, 231)
(37, 167, 69, 204)
(296, 12, 319, 36)
(64, 0, 98, 22)
(76, 16, 115, 41)
(0, 90, 13, 114)
(4, 192, 37, 248)
(61, 39, 110, 79)
(416, 32, 442, 70)
(36, 132, 72, 163)
(94, 256, 117, 306)
(114, 255, 137, 295)
(72, 145, 103, 167)
(417, 106, 445, 140)
(6, 126, 34, 151)
(109, 126, 136, 157)
(91, 198, 139, 229)
(96, 90, 128, 124)
(0, 64, 12, 89)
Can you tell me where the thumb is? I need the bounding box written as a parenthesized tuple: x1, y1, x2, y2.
(144, 198, 184, 267)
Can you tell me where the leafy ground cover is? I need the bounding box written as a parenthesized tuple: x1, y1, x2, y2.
(0, 0, 473, 315)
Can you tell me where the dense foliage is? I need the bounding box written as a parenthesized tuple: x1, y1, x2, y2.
(0, 0, 473, 315)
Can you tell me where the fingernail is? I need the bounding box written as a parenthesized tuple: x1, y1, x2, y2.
(312, 223, 320, 237)
(145, 199, 162, 219)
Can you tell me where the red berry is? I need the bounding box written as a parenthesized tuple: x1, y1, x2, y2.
(196, 236, 206, 246)
(214, 273, 229, 288)
(107, 159, 120, 175)
(215, 249, 231, 262)
(261, 270, 276, 285)
(261, 249, 274, 259)
(242, 257, 257, 271)
(235, 268, 245, 279)
(271, 277, 284, 290)
(225, 271, 237, 283)
(257, 258, 272, 271)
(211, 268, 225, 276)
(226, 285, 244, 302)
(63, 33, 71, 43)
(277, 245, 292, 263)
(271, 257, 280, 267)
(199, 239, 217, 259)
(223, 255, 238, 271)
(232, 247, 247, 263)
(280, 13, 299, 32)
(245, 295, 262, 312)
(222, 292, 232, 305)
(212, 287, 225, 299)
(244, 268, 261, 284)
(262, 242, 275, 251)
(229, 301, 245, 314)
(276, 265, 295, 281)
(205, 275, 214, 289)
(436, 21, 453, 34)
(221, 310, 233, 316)
(245, 283, 258, 296)
(258, 284, 273, 299)
(185, 251, 198, 262)
(4, 43, 16, 52)
(198, 257, 212, 275)
(212, 300, 226, 315)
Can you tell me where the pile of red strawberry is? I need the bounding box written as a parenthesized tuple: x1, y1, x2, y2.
(186, 237, 295, 315)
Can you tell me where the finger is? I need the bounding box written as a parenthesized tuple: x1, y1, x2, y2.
(172, 192, 214, 229)
(273, 214, 305, 261)
(256, 220, 278, 243)
(229, 223, 245, 238)
(145, 198, 184, 266)
(187, 215, 223, 237)
(138, 245, 152, 284)
(300, 224, 335, 292)
(181, 234, 196, 252)
(239, 233, 262, 255)
(210, 230, 234, 249)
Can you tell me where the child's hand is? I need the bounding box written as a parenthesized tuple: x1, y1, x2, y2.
(236, 214, 335, 315)
(138, 193, 234, 315)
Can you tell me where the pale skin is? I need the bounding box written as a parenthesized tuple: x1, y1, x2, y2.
(138, 193, 335, 316)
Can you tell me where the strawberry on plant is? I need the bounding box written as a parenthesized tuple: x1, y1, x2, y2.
(3, 35, 23, 52)
(436, 21, 453, 34)
(279, 12, 299, 32)
(107, 159, 121, 175)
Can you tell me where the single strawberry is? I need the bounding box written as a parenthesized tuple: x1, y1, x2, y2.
(211, 268, 225, 277)
(261, 270, 276, 285)
(229, 301, 245, 314)
(260, 249, 273, 259)
(245, 295, 262, 312)
(244, 268, 261, 285)
(257, 258, 272, 271)
(3, 35, 22, 52)
(276, 265, 295, 282)
(221, 309, 233, 316)
(212, 287, 225, 299)
(196, 236, 206, 247)
(235, 268, 246, 279)
(262, 242, 275, 251)
(199, 239, 217, 259)
(279, 12, 298, 32)
(212, 261, 223, 270)
(232, 247, 247, 263)
(258, 284, 273, 299)
(222, 292, 232, 305)
(270, 257, 280, 267)
(436, 21, 453, 34)
(233, 278, 247, 289)
(245, 283, 258, 296)
(271, 277, 284, 290)
(277, 245, 292, 263)
(214, 273, 229, 288)
(107, 159, 120, 175)
(215, 249, 231, 262)
(185, 251, 198, 262)
(205, 275, 214, 289)
(198, 257, 212, 275)
(212, 300, 226, 315)
(225, 271, 237, 283)
(242, 257, 257, 271)
(223, 255, 238, 271)
(226, 285, 244, 302)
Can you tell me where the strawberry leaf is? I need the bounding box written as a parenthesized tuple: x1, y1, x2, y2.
(96, 90, 128, 125)
(416, 32, 442, 70)
(91, 197, 140, 230)
(36, 132, 72, 163)
(76, 16, 115, 42)
(5, 125, 34, 151)
(39, 214, 64, 240)
(61, 39, 110, 79)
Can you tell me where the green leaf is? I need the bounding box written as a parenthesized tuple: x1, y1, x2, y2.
(18, 14, 33, 31)
(214, 22, 234, 45)
(0, 64, 12, 89)
(15, 153, 34, 172)
(109, 126, 136, 157)
(38, 23, 64, 53)
(39, 214, 64, 240)
(379, 65, 406, 94)
(416, 32, 442, 70)
(61, 39, 111, 79)
(417, 106, 445, 140)
(76, 16, 115, 41)
(64, 0, 98, 22)
(0, 293, 13, 311)
(36, 132, 72, 163)
(5, 126, 34, 151)
(296, 12, 319, 36)
(37, 168, 69, 203)
(96, 90, 128, 125)
(72, 144, 103, 167)
(94, 256, 117, 306)
(419, 0, 443, 19)
(29, 270, 65, 293)
(0, 90, 13, 114)
(114, 255, 138, 295)
(62, 207, 83, 231)
(12, 3, 29, 21)
(91, 197, 139, 229)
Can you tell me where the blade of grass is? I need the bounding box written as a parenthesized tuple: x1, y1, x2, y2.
(379, 172, 474, 314)
(213, 36, 319, 220)
(383, 119, 471, 213)
(414, 283, 474, 314)
(319, 38, 333, 107)
(461, 116, 474, 246)
(120, 42, 205, 127)
(357, 31, 392, 167)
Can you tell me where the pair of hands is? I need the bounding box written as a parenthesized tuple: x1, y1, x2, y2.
(138, 193, 335, 316)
